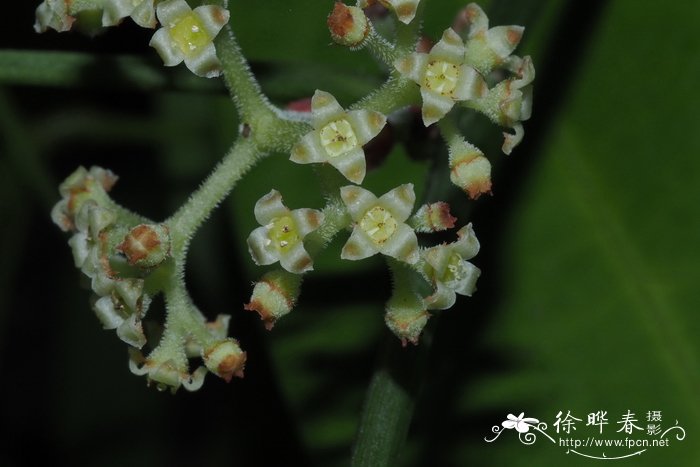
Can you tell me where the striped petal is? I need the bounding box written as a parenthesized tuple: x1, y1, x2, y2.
(340, 185, 378, 220)
(379, 183, 415, 222)
(253, 189, 288, 225)
(311, 90, 346, 128)
(290, 208, 324, 237)
(328, 147, 367, 184)
(341, 227, 379, 261)
(378, 223, 419, 264)
(429, 28, 465, 64)
(346, 109, 387, 146)
(193, 4, 230, 37)
(453, 64, 487, 101)
(394, 53, 428, 84)
(290, 131, 327, 164)
(420, 88, 455, 126)
(246, 226, 278, 266)
(279, 243, 314, 274)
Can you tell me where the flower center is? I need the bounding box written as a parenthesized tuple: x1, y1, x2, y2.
(440, 253, 467, 287)
(170, 14, 210, 57)
(424, 60, 460, 96)
(360, 206, 397, 244)
(268, 215, 299, 251)
(319, 119, 358, 158)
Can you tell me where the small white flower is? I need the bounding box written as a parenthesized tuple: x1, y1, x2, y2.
(247, 190, 324, 274)
(422, 223, 480, 310)
(149, 0, 230, 78)
(394, 28, 487, 126)
(340, 184, 419, 264)
(290, 90, 386, 184)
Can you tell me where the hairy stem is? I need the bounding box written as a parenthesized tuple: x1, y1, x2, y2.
(168, 137, 260, 258)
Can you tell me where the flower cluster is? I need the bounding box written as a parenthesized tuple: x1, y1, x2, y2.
(44, 1, 535, 391)
(51, 167, 151, 348)
(34, 0, 230, 78)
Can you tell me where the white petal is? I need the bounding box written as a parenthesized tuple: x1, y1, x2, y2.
(340, 185, 378, 220)
(311, 90, 346, 128)
(464, 3, 488, 37)
(379, 183, 415, 222)
(420, 88, 455, 126)
(328, 147, 367, 184)
(155, 0, 191, 26)
(290, 131, 327, 164)
(452, 261, 480, 296)
(453, 65, 487, 101)
(149, 27, 184, 67)
(346, 109, 386, 146)
(394, 52, 428, 84)
(93, 296, 124, 330)
(247, 226, 279, 266)
(131, 0, 157, 28)
(68, 233, 90, 268)
(425, 282, 457, 310)
(290, 208, 324, 237)
(253, 189, 288, 225)
(502, 123, 524, 155)
(379, 222, 419, 264)
(183, 43, 222, 78)
(454, 223, 480, 259)
(486, 25, 524, 59)
(279, 243, 314, 274)
(340, 227, 378, 261)
(429, 28, 465, 64)
(116, 314, 147, 348)
(193, 4, 229, 36)
(423, 244, 451, 275)
(101, 0, 134, 26)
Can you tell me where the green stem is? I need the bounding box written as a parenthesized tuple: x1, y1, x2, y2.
(167, 137, 260, 258)
(352, 75, 419, 115)
(351, 334, 431, 466)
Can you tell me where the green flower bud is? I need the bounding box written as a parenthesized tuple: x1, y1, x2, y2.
(328, 3, 369, 47)
(117, 224, 171, 268)
(244, 270, 302, 329)
(203, 338, 246, 382)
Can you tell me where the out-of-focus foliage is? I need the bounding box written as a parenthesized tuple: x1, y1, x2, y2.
(1, 1, 699, 466)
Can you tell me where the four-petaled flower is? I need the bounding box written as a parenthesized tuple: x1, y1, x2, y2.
(422, 223, 480, 309)
(394, 28, 486, 126)
(340, 184, 419, 264)
(102, 0, 157, 29)
(290, 90, 386, 184)
(247, 190, 324, 274)
(149, 0, 230, 78)
(502, 413, 539, 433)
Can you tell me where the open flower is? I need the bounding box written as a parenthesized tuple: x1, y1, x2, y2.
(461, 3, 525, 76)
(290, 90, 386, 184)
(247, 190, 324, 274)
(149, 0, 230, 78)
(102, 0, 157, 28)
(422, 223, 480, 310)
(395, 28, 486, 126)
(340, 184, 419, 264)
(129, 348, 207, 393)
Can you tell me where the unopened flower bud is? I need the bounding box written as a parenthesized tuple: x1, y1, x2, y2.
(448, 138, 492, 199)
(117, 224, 171, 268)
(328, 2, 369, 48)
(410, 202, 457, 232)
(244, 270, 302, 329)
(203, 338, 246, 382)
(385, 294, 429, 346)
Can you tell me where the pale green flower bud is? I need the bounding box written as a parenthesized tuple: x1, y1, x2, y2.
(245, 270, 302, 329)
(409, 202, 457, 233)
(202, 339, 246, 382)
(117, 224, 171, 268)
(328, 3, 369, 48)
